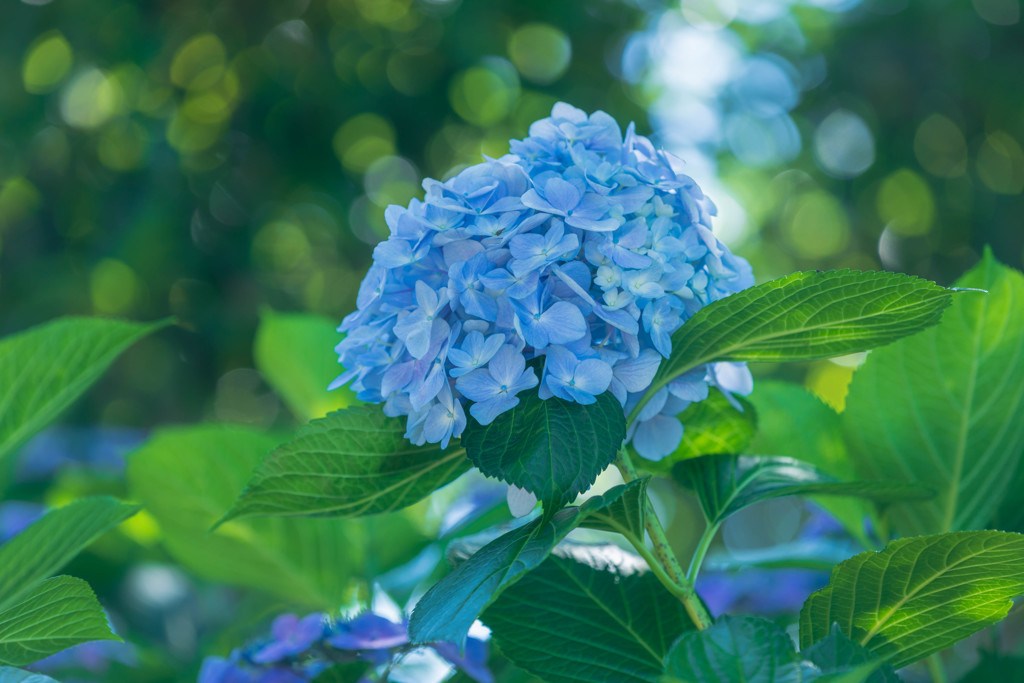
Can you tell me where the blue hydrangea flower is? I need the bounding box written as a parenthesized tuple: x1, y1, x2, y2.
(332, 103, 754, 461)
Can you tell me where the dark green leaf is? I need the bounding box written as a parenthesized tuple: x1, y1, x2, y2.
(802, 625, 900, 683)
(0, 576, 119, 667)
(463, 391, 626, 511)
(844, 251, 1024, 535)
(409, 485, 642, 646)
(0, 317, 167, 466)
(662, 615, 815, 683)
(254, 310, 355, 422)
(484, 544, 692, 683)
(578, 478, 649, 539)
(747, 381, 871, 548)
(221, 405, 469, 521)
(311, 662, 372, 683)
(128, 424, 421, 608)
(649, 269, 952, 394)
(799, 530, 1024, 669)
(957, 651, 1024, 683)
(672, 454, 930, 527)
(0, 496, 138, 611)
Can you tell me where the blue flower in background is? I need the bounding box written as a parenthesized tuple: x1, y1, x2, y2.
(332, 103, 753, 461)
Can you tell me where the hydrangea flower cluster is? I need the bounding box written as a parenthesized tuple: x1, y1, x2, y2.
(199, 610, 492, 683)
(332, 103, 753, 460)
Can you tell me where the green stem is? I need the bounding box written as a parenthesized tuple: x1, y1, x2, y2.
(686, 521, 720, 585)
(615, 450, 713, 630)
(926, 653, 947, 683)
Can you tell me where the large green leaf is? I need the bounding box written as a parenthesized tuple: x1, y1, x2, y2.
(0, 576, 118, 667)
(647, 270, 952, 400)
(799, 530, 1024, 669)
(672, 454, 930, 527)
(220, 406, 469, 521)
(128, 424, 426, 608)
(0, 667, 59, 682)
(462, 391, 626, 511)
(409, 483, 641, 646)
(843, 252, 1024, 535)
(254, 310, 355, 422)
(0, 317, 167, 466)
(747, 381, 871, 548)
(484, 545, 692, 683)
(801, 625, 900, 683)
(662, 615, 817, 683)
(0, 497, 138, 611)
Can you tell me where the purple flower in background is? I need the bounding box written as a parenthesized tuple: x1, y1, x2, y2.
(434, 638, 495, 683)
(332, 102, 754, 460)
(326, 613, 408, 652)
(251, 613, 326, 664)
(0, 501, 45, 544)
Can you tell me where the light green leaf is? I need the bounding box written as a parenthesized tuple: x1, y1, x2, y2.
(0, 317, 167, 466)
(128, 424, 425, 608)
(0, 497, 138, 612)
(662, 615, 816, 683)
(409, 485, 643, 646)
(647, 270, 952, 399)
(656, 390, 757, 469)
(0, 667, 59, 682)
(801, 625, 900, 683)
(672, 454, 930, 527)
(254, 310, 355, 422)
(747, 381, 871, 547)
(463, 391, 626, 511)
(798, 530, 1024, 669)
(843, 251, 1024, 535)
(220, 406, 469, 521)
(484, 545, 692, 683)
(311, 662, 373, 683)
(0, 576, 118, 667)
(578, 478, 649, 539)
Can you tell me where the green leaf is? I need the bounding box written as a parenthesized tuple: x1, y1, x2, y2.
(662, 615, 815, 683)
(0, 576, 118, 667)
(958, 652, 1024, 683)
(0, 667, 59, 682)
(747, 381, 871, 548)
(484, 545, 692, 683)
(649, 270, 952, 394)
(409, 485, 641, 646)
(0, 497, 138, 611)
(254, 310, 355, 422)
(127, 424, 422, 608)
(798, 530, 1024, 669)
(220, 405, 469, 521)
(462, 391, 626, 511)
(311, 662, 373, 683)
(843, 252, 1024, 535)
(0, 317, 167, 466)
(801, 625, 900, 683)
(578, 478, 649, 539)
(672, 454, 930, 527)
(643, 390, 756, 473)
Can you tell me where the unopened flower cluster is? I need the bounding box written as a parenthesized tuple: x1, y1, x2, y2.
(333, 103, 753, 460)
(199, 611, 492, 683)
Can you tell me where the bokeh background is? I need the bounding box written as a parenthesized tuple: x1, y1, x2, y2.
(0, 0, 1021, 680)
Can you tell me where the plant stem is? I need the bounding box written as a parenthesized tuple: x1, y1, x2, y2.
(615, 449, 713, 630)
(926, 653, 947, 683)
(686, 521, 720, 585)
